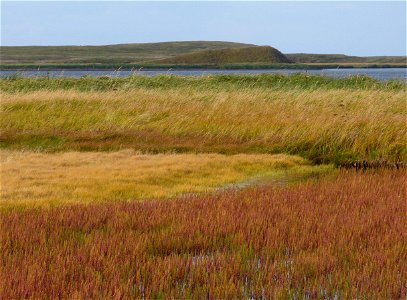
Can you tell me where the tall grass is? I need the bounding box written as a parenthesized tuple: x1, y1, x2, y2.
(1, 170, 405, 298)
(1, 73, 405, 93)
(1, 87, 405, 164)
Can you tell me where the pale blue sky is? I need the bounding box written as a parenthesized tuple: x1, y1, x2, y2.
(1, 1, 406, 56)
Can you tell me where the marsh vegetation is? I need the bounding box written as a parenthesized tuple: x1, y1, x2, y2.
(0, 73, 405, 298)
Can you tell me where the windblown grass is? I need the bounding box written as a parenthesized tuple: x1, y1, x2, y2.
(1, 151, 327, 209)
(1, 73, 405, 93)
(1, 170, 405, 298)
(1, 87, 405, 164)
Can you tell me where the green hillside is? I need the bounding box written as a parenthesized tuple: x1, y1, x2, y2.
(0, 41, 253, 64)
(287, 53, 407, 64)
(153, 46, 291, 65)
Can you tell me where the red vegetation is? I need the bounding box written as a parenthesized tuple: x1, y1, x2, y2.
(1, 170, 406, 298)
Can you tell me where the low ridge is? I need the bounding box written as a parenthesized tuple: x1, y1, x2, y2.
(0, 41, 254, 64)
(154, 46, 291, 65)
(286, 53, 407, 64)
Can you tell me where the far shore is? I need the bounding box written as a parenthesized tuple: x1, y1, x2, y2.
(1, 63, 406, 71)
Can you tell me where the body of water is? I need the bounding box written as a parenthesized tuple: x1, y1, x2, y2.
(1, 68, 406, 81)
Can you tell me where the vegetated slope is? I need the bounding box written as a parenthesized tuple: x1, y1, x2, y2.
(1, 170, 405, 298)
(286, 53, 407, 64)
(0, 41, 254, 64)
(154, 46, 291, 65)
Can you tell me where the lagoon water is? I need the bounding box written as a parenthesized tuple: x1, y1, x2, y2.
(1, 68, 406, 81)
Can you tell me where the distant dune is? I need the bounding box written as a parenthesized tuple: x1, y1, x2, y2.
(153, 46, 291, 65)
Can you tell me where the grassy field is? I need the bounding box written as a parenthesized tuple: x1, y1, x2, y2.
(1, 75, 406, 164)
(1, 170, 405, 298)
(1, 74, 405, 298)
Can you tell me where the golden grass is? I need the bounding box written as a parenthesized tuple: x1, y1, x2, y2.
(0, 150, 328, 209)
(1, 88, 405, 163)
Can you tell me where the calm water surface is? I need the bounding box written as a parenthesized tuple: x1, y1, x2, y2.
(1, 68, 406, 81)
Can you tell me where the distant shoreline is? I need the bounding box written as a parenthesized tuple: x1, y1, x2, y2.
(1, 63, 406, 71)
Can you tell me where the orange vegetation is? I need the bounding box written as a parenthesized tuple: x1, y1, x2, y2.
(1, 170, 405, 298)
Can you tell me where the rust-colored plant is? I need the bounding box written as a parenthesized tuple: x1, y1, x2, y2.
(1, 170, 405, 298)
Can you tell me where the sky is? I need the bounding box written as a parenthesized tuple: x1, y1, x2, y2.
(1, 1, 406, 56)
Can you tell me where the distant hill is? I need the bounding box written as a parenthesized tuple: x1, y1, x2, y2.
(286, 53, 407, 64)
(153, 46, 291, 65)
(1, 41, 405, 68)
(0, 41, 254, 64)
